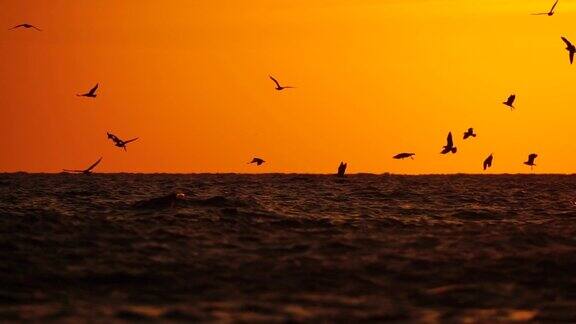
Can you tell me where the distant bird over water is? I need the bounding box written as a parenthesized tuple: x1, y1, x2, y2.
(463, 128, 477, 140)
(269, 76, 294, 91)
(503, 94, 516, 110)
(77, 83, 99, 98)
(63, 157, 102, 174)
(393, 153, 415, 160)
(483, 154, 493, 171)
(532, 0, 558, 16)
(561, 37, 576, 64)
(249, 158, 265, 166)
(524, 153, 538, 170)
(107, 132, 139, 151)
(10, 23, 42, 31)
(337, 162, 347, 177)
(441, 132, 457, 154)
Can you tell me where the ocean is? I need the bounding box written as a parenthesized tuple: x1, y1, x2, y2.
(1, 174, 576, 322)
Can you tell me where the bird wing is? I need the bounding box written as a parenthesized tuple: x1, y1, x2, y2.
(550, 0, 558, 12)
(31, 25, 42, 31)
(88, 83, 99, 95)
(10, 24, 25, 29)
(570, 50, 574, 64)
(269, 76, 281, 88)
(446, 132, 453, 147)
(123, 137, 139, 144)
(85, 157, 102, 172)
(62, 169, 82, 173)
(562, 37, 573, 47)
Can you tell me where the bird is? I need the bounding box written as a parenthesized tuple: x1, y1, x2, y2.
(463, 128, 477, 140)
(63, 157, 102, 174)
(269, 76, 294, 91)
(561, 37, 575, 64)
(10, 23, 42, 31)
(532, 0, 558, 16)
(524, 153, 538, 170)
(106, 132, 139, 151)
(77, 83, 99, 98)
(249, 157, 265, 166)
(337, 162, 347, 177)
(393, 153, 415, 160)
(483, 154, 493, 171)
(503, 94, 516, 110)
(441, 132, 457, 154)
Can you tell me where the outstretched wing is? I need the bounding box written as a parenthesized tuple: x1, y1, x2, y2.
(31, 25, 42, 31)
(550, 0, 559, 12)
(561, 37, 573, 48)
(123, 137, 139, 144)
(269, 76, 281, 88)
(570, 50, 574, 64)
(446, 132, 453, 147)
(88, 83, 99, 95)
(85, 157, 102, 172)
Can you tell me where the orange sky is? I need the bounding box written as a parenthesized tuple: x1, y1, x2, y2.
(1, 0, 576, 174)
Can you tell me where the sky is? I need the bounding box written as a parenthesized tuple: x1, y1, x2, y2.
(1, 0, 576, 174)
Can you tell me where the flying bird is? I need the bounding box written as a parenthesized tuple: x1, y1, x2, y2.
(524, 153, 538, 170)
(63, 157, 102, 174)
(441, 132, 457, 154)
(532, 0, 558, 16)
(393, 153, 415, 160)
(77, 83, 99, 98)
(10, 24, 42, 31)
(249, 157, 265, 166)
(561, 37, 576, 64)
(463, 128, 477, 140)
(503, 94, 516, 110)
(269, 76, 294, 91)
(337, 162, 347, 177)
(107, 132, 139, 151)
(483, 154, 493, 171)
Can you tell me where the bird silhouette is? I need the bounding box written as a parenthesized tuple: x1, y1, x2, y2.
(77, 83, 99, 98)
(269, 76, 294, 91)
(524, 153, 538, 170)
(483, 154, 493, 170)
(63, 157, 102, 174)
(532, 0, 558, 16)
(393, 153, 415, 160)
(337, 162, 347, 177)
(249, 157, 265, 166)
(463, 128, 477, 140)
(561, 37, 575, 64)
(10, 24, 42, 31)
(503, 94, 516, 110)
(107, 132, 138, 151)
(441, 132, 457, 154)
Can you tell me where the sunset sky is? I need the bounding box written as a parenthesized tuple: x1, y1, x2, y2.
(1, 0, 576, 173)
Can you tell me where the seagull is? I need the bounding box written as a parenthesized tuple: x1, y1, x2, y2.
(63, 157, 102, 174)
(532, 0, 558, 16)
(393, 153, 415, 160)
(524, 153, 538, 170)
(337, 162, 347, 177)
(503, 94, 516, 110)
(463, 128, 477, 140)
(77, 83, 99, 98)
(441, 132, 457, 154)
(249, 157, 265, 166)
(561, 37, 576, 64)
(107, 132, 139, 151)
(269, 76, 294, 91)
(483, 154, 493, 171)
(10, 24, 42, 31)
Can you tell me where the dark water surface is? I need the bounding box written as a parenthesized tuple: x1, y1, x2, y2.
(1, 174, 576, 322)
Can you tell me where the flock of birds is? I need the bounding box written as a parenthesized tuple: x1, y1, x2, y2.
(8, 0, 573, 174)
